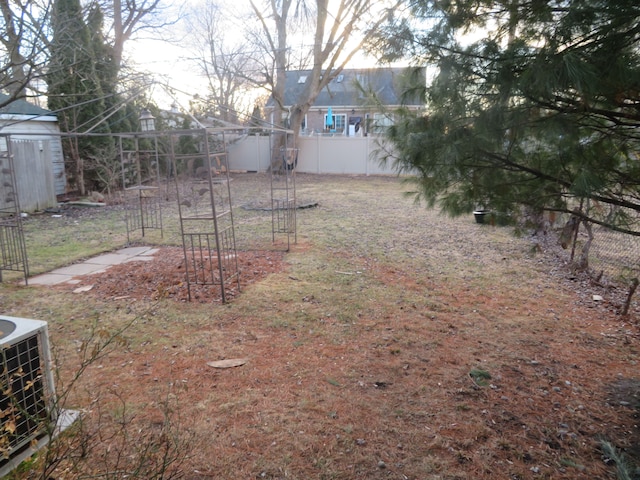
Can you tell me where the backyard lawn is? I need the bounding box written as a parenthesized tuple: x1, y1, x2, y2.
(1, 173, 638, 479)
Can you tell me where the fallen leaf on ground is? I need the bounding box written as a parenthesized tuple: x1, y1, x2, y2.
(73, 285, 94, 293)
(206, 358, 248, 369)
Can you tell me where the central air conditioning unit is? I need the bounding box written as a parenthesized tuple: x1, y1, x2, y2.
(0, 316, 57, 476)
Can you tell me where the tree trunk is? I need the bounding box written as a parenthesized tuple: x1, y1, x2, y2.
(575, 220, 593, 272)
(622, 278, 639, 316)
(0, 0, 29, 98)
(67, 137, 85, 196)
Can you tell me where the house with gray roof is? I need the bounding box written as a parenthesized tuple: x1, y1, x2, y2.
(265, 67, 426, 136)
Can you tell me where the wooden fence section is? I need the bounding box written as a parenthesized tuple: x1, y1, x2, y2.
(0, 139, 57, 213)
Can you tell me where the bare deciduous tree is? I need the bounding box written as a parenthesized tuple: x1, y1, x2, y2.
(0, 0, 51, 104)
(248, 0, 401, 159)
(186, 0, 261, 124)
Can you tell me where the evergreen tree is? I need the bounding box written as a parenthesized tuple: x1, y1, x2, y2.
(377, 0, 640, 235)
(248, 104, 265, 134)
(177, 117, 199, 155)
(48, 0, 109, 195)
(87, 4, 124, 131)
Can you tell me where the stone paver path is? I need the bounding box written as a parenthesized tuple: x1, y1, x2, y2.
(28, 246, 159, 286)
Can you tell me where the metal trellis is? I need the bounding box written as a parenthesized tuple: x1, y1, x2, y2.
(172, 129, 240, 303)
(0, 135, 29, 285)
(120, 135, 164, 243)
(270, 142, 298, 251)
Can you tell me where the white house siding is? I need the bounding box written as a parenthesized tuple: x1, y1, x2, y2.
(227, 135, 399, 175)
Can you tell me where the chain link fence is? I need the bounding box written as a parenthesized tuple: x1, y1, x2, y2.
(560, 204, 640, 313)
(586, 225, 640, 283)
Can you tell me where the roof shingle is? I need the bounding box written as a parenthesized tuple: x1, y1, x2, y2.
(0, 93, 55, 117)
(267, 67, 425, 108)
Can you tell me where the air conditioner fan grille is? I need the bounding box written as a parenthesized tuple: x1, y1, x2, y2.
(0, 333, 49, 461)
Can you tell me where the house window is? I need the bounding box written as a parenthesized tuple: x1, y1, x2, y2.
(372, 113, 394, 134)
(325, 113, 346, 134)
(298, 75, 307, 84)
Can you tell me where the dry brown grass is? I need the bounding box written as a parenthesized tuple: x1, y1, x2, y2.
(2, 173, 639, 479)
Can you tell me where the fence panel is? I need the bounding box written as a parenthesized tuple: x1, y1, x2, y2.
(227, 135, 398, 175)
(575, 222, 640, 283)
(227, 135, 271, 172)
(562, 202, 640, 307)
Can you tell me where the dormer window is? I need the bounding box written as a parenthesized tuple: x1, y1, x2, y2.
(298, 75, 307, 84)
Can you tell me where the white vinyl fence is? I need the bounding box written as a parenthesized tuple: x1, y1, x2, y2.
(227, 135, 399, 175)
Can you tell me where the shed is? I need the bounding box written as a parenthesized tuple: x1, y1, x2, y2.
(0, 94, 66, 212)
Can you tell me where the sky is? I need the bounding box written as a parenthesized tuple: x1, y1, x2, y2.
(126, 0, 251, 111)
(125, 0, 397, 113)
(128, 40, 203, 110)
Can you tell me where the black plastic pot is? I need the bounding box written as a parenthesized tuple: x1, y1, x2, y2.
(473, 210, 489, 224)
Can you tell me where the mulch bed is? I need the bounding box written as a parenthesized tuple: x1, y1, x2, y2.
(54, 247, 287, 303)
